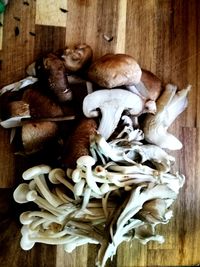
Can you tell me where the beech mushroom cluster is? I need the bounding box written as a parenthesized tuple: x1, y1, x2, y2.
(13, 124, 185, 266)
(0, 44, 191, 267)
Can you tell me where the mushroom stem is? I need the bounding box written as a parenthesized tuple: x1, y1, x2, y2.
(26, 190, 64, 216)
(20, 211, 62, 225)
(48, 168, 74, 192)
(97, 104, 124, 140)
(76, 156, 102, 195)
(34, 175, 64, 207)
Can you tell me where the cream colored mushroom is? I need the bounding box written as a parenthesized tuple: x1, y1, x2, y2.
(142, 84, 191, 150)
(83, 89, 144, 140)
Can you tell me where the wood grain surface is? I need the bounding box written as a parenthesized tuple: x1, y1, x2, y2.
(0, 0, 200, 266)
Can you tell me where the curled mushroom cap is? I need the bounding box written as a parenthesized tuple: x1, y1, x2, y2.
(142, 84, 191, 150)
(87, 53, 142, 88)
(62, 44, 93, 72)
(83, 89, 144, 140)
(42, 53, 72, 102)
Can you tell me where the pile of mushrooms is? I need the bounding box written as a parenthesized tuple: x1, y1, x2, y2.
(0, 45, 191, 267)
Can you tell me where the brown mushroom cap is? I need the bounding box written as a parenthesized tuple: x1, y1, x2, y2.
(141, 69, 162, 101)
(87, 53, 142, 88)
(43, 53, 71, 102)
(62, 44, 93, 72)
(22, 121, 58, 154)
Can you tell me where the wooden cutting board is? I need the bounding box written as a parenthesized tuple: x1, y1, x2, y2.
(0, 0, 200, 266)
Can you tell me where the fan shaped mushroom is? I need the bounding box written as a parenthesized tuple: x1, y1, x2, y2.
(142, 83, 191, 150)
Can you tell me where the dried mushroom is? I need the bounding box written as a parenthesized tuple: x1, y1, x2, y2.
(62, 44, 93, 72)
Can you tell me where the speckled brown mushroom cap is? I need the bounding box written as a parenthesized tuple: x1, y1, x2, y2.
(87, 53, 142, 88)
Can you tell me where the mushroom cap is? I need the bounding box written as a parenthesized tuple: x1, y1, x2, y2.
(22, 121, 58, 154)
(48, 168, 65, 184)
(62, 44, 93, 72)
(43, 53, 72, 102)
(13, 183, 30, 203)
(140, 69, 162, 101)
(88, 53, 142, 88)
(76, 155, 96, 167)
(22, 164, 52, 180)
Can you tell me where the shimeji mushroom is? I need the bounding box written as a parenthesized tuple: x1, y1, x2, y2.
(19, 211, 62, 226)
(142, 83, 191, 150)
(48, 168, 74, 193)
(75, 155, 102, 195)
(22, 165, 63, 207)
(83, 89, 144, 140)
(13, 185, 61, 217)
(20, 224, 98, 251)
(17, 165, 80, 216)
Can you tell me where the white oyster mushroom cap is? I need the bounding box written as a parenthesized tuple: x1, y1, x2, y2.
(83, 89, 144, 140)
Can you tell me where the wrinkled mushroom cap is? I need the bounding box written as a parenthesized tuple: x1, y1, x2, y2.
(87, 53, 142, 88)
(62, 44, 93, 72)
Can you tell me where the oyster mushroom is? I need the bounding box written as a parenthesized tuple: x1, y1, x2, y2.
(142, 84, 191, 150)
(83, 89, 144, 140)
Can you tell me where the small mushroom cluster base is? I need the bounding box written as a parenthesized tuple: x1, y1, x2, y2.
(14, 124, 185, 267)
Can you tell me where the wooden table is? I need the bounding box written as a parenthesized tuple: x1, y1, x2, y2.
(0, 0, 199, 266)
